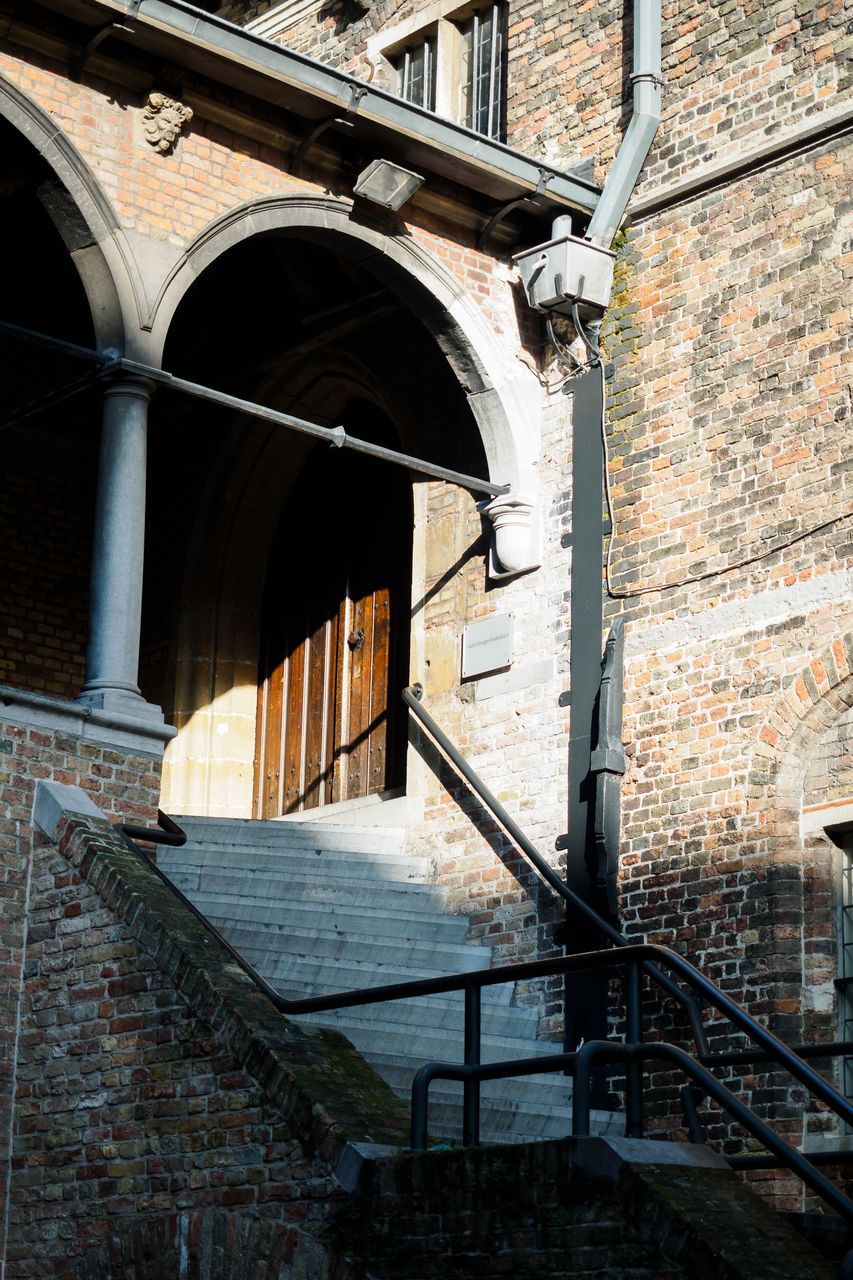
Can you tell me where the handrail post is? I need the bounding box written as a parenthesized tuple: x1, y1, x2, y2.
(463, 982, 481, 1147)
(573, 1043, 592, 1136)
(625, 959, 644, 1137)
(411, 1065, 432, 1151)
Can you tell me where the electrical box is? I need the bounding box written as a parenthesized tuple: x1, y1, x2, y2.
(514, 234, 616, 317)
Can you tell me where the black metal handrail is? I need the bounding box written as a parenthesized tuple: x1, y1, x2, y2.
(411, 1040, 853, 1225)
(403, 684, 710, 1051)
(115, 814, 853, 1210)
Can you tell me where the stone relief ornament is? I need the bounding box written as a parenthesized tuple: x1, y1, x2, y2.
(141, 92, 193, 153)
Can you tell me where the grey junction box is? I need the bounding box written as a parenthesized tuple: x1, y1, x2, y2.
(514, 233, 616, 317)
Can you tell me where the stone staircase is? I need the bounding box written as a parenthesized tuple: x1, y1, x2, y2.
(159, 815, 620, 1145)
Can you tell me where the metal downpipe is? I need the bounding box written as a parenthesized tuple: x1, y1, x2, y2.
(584, 0, 662, 248)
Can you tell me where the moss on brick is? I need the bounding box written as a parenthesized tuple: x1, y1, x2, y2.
(56, 811, 411, 1159)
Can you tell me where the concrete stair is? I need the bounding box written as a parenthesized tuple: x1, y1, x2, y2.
(161, 815, 621, 1145)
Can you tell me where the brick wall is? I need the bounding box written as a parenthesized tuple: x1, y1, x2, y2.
(3, 808, 410, 1276)
(3, 0, 853, 1178)
(0, 723, 163, 1272)
(0, 426, 95, 701)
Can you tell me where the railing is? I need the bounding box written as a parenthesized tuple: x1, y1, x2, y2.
(113, 687, 853, 1237)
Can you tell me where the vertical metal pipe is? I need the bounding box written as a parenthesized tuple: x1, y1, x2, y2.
(564, 368, 611, 1055)
(572, 1048, 591, 1136)
(463, 983, 481, 1146)
(625, 960, 644, 1137)
(411, 1070, 430, 1151)
(585, 0, 662, 247)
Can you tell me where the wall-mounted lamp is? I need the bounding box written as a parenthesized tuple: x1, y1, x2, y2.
(353, 159, 424, 211)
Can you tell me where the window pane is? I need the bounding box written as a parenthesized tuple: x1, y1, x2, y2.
(461, 4, 506, 140)
(395, 37, 437, 113)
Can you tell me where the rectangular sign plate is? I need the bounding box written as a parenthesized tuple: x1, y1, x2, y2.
(462, 613, 513, 680)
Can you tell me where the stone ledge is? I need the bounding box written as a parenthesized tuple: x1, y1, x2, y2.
(51, 805, 411, 1166)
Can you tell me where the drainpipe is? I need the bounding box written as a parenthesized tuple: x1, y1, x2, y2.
(584, 0, 662, 249)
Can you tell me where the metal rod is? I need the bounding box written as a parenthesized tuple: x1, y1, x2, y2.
(0, 359, 119, 432)
(134, 362, 509, 497)
(404, 685, 624, 948)
(463, 983, 481, 1147)
(403, 684, 706, 1043)
(625, 960, 644, 1138)
(118, 818, 853, 1169)
(0, 318, 115, 365)
(573, 1050, 592, 1137)
(412, 1052, 578, 1151)
(679, 1083, 708, 1144)
(0, 319, 508, 498)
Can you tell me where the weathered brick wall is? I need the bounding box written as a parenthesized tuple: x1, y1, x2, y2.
(0, 726, 163, 1272)
(803, 703, 853, 808)
(218, 0, 852, 183)
(10, 845, 332, 1276)
(602, 132, 853, 1067)
(4, 808, 410, 1277)
(0, 426, 94, 700)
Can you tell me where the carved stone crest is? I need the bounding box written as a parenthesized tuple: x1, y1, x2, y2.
(141, 92, 193, 154)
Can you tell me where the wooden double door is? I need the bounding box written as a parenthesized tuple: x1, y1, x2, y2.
(254, 435, 411, 817)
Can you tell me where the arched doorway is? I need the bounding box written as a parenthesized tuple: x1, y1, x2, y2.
(255, 400, 412, 815)
(0, 114, 101, 700)
(149, 225, 491, 818)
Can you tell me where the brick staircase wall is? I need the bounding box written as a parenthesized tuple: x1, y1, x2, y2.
(3, 800, 839, 1279)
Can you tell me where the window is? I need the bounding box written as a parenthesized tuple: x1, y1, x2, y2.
(395, 36, 438, 113)
(460, 4, 505, 140)
(376, 2, 507, 142)
(836, 831, 853, 1107)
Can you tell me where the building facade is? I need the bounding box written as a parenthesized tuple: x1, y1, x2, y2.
(1, 0, 852, 1269)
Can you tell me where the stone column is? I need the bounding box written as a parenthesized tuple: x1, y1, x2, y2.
(76, 373, 163, 724)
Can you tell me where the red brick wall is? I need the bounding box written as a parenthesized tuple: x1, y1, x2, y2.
(8, 841, 333, 1277)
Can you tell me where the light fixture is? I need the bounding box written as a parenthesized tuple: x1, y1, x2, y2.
(353, 159, 424, 211)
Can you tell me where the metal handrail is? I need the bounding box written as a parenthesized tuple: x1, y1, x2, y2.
(113, 794, 853, 1224)
(403, 683, 709, 1049)
(411, 1041, 853, 1225)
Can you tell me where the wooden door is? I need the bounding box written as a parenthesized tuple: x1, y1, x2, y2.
(254, 429, 410, 817)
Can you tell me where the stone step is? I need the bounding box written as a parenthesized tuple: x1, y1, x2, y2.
(203, 917, 488, 973)
(173, 816, 410, 857)
(292, 990, 540, 1040)
(163, 864, 448, 912)
(160, 846, 430, 882)
(181, 892, 470, 944)
(167, 814, 613, 1143)
(291, 1012, 565, 1071)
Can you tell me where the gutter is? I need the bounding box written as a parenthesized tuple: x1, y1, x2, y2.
(36, 0, 601, 217)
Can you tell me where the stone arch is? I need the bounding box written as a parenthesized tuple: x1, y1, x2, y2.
(0, 74, 138, 349)
(744, 634, 853, 1049)
(747, 634, 853, 855)
(146, 193, 539, 492)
